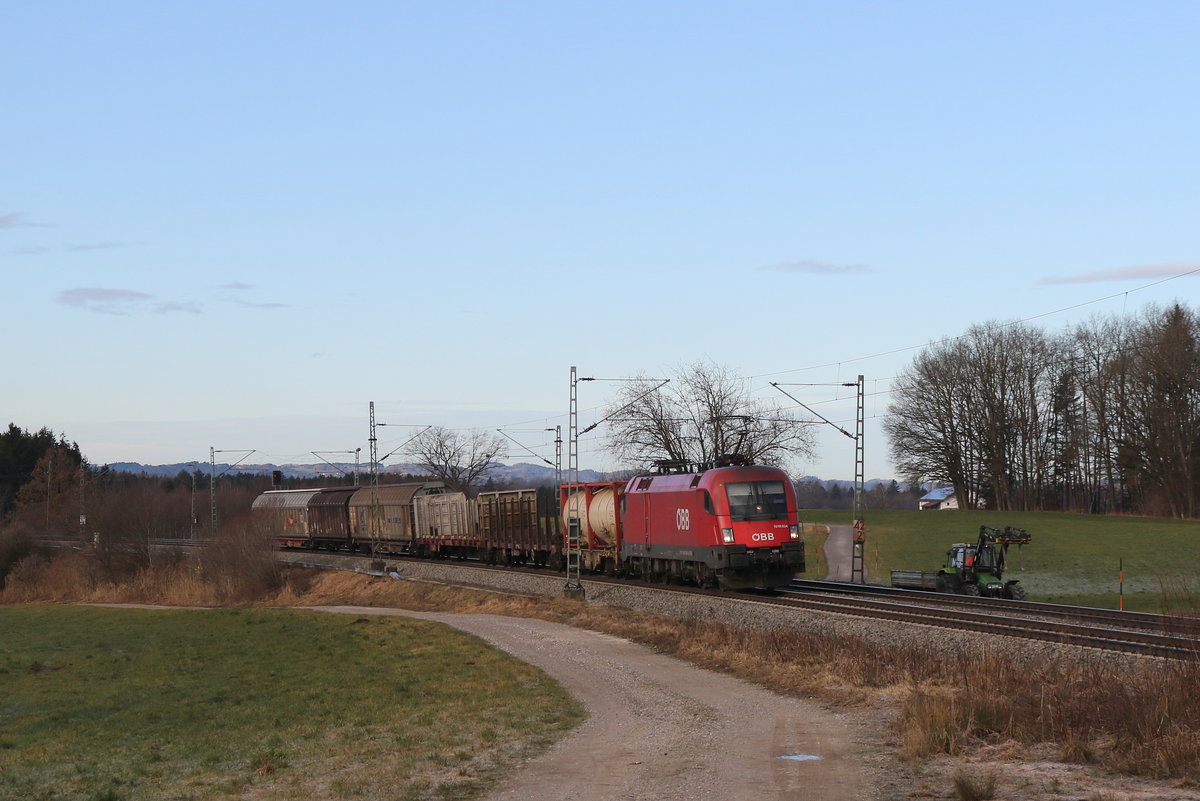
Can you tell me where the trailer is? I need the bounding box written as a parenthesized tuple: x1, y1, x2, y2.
(889, 569, 941, 590)
(892, 525, 1031, 599)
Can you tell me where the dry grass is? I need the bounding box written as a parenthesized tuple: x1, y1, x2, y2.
(953, 768, 999, 801)
(1, 517, 280, 606)
(6, 540, 1200, 787)
(258, 570, 1200, 783)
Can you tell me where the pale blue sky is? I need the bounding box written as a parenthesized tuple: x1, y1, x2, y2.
(3, 1, 1197, 479)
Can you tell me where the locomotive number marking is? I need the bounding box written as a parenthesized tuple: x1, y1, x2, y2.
(676, 508, 691, 530)
(751, 532, 775, 542)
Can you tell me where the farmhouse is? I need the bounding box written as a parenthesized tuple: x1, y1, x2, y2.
(918, 487, 958, 511)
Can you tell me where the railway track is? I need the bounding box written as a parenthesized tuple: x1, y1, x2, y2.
(789, 578, 1200, 634)
(783, 579, 1200, 659)
(280, 549, 1200, 661)
(39, 537, 1200, 660)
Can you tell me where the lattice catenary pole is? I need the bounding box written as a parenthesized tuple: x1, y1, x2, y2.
(850, 375, 867, 584)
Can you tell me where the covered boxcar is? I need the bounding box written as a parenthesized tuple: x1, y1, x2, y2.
(348, 482, 446, 548)
(412, 492, 479, 556)
(251, 489, 321, 548)
(307, 488, 358, 549)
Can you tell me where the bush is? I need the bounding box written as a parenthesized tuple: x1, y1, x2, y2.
(0, 525, 34, 587)
(199, 515, 282, 603)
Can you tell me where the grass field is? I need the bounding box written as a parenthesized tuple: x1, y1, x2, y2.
(799, 508, 1200, 611)
(0, 605, 583, 801)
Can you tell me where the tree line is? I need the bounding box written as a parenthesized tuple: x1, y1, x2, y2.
(884, 302, 1200, 517)
(794, 479, 926, 511)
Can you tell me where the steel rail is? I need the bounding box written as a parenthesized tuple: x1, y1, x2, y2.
(42, 537, 1199, 660)
(788, 579, 1200, 637)
(771, 590, 1199, 659)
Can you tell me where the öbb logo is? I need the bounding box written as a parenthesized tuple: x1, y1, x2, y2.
(675, 508, 690, 530)
(751, 532, 774, 542)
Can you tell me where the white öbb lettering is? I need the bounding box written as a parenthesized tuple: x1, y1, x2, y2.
(751, 532, 774, 542)
(676, 508, 691, 530)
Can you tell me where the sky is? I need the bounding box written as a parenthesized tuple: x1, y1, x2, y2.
(3, 1, 1198, 481)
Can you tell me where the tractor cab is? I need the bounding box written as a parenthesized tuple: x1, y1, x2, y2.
(937, 525, 1030, 599)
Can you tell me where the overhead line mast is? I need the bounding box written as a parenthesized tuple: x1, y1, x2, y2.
(564, 367, 584, 599)
(771, 375, 867, 583)
(851, 375, 866, 584)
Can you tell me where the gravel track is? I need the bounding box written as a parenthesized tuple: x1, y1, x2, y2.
(310, 605, 882, 801)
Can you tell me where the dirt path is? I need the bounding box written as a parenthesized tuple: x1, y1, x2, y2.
(310, 605, 877, 801)
(823, 524, 860, 581)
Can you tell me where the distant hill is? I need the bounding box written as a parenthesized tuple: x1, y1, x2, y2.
(103, 461, 613, 485)
(103, 462, 901, 488)
(797, 476, 913, 492)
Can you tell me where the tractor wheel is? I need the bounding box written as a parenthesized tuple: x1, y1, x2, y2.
(1006, 583, 1026, 601)
(961, 583, 981, 597)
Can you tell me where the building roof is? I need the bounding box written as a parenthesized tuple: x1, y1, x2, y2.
(919, 487, 956, 502)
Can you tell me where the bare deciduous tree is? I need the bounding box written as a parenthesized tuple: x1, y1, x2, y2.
(886, 304, 1200, 517)
(1116, 304, 1200, 518)
(885, 322, 1056, 510)
(601, 361, 815, 471)
(403, 426, 506, 496)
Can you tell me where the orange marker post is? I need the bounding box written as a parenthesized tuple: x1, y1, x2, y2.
(1118, 558, 1125, 611)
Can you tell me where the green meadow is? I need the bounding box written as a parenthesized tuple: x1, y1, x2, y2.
(0, 606, 583, 801)
(800, 509, 1200, 612)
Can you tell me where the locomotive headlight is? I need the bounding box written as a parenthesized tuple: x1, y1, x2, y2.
(721, 528, 735, 543)
(789, 525, 799, 540)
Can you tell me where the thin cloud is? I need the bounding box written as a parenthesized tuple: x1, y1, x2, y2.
(1039, 261, 1200, 285)
(5, 242, 130, 254)
(56, 287, 202, 316)
(218, 282, 286, 308)
(56, 288, 155, 315)
(67, 241, 131, 252)
(232, 299, 287, 309)
(761, 258, 872, 275)
(153, 300, 203, 314)
(0, 212, 53, 229)
(58, 283, 284, 315)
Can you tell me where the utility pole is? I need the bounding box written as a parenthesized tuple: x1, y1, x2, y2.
(563, 371, 669, 599)
(312, 451, 361, 485)
(367, 402, 430, 555)
(368, 401, 379, 489)
(210, 447, 255, 533)
(771, 376, 868, 583)
(46, 451, 53, 531)
(210, 448, 217, 532)
(564, 367, 584, 599)
(851, 375, 866, 584)
(78, 460, 86, 543)
(188, 462, 199, 539)
(554, 425, 562, 488)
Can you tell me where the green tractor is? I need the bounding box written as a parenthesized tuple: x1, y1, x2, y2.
(935, 525, 1031, 599)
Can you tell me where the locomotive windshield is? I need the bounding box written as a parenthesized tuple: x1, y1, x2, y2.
(725, 481, 789, 521)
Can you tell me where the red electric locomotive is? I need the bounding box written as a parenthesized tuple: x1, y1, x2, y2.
(562, 459, 804, 590)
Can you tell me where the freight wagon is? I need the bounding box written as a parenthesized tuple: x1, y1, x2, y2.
(252, 481, 447, 552)
(253, 459, 806, 590)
